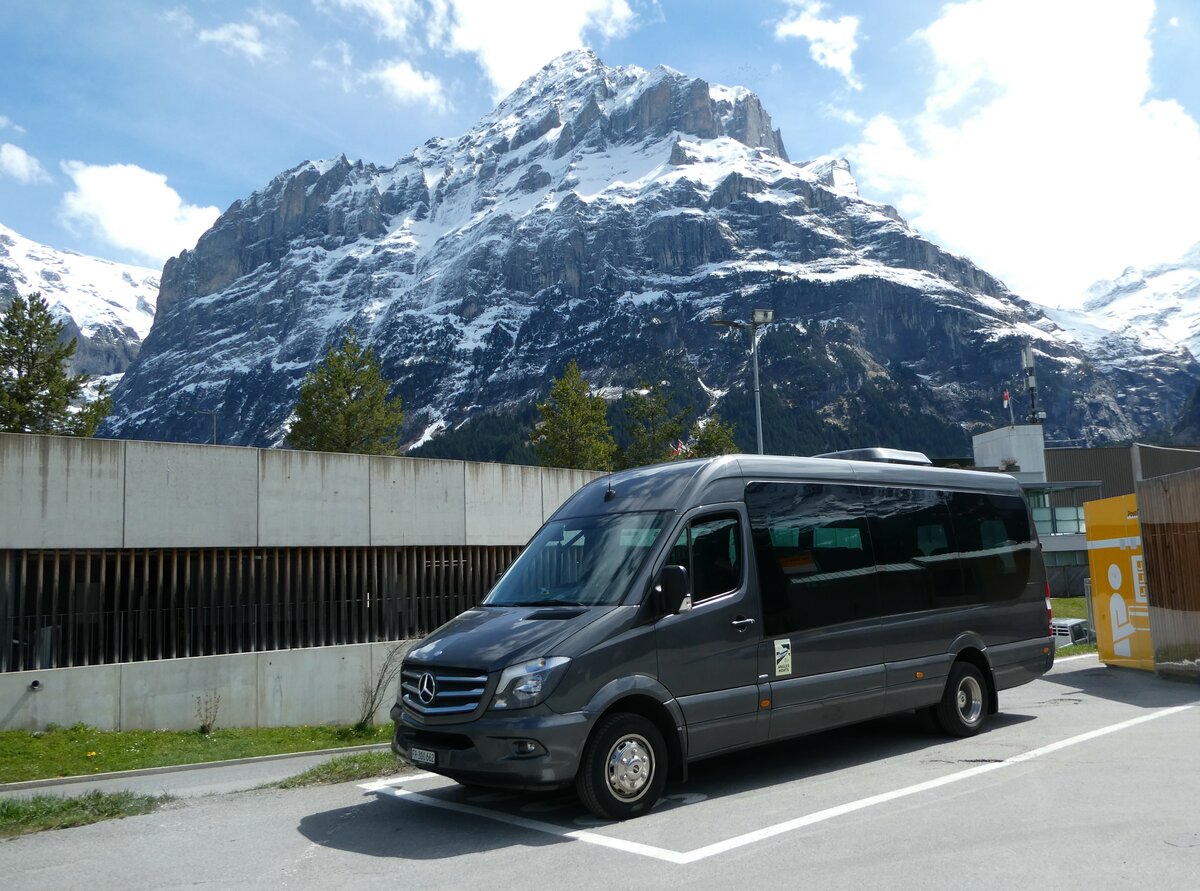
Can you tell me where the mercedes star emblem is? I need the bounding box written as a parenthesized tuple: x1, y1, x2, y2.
(417, 671, 437, 705)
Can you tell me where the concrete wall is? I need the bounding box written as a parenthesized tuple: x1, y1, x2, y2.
(0, 642, 414, 731)
(123, 441, 259, 548)
(370, 457, 467, 545)
(259, 449, 370, 546)
(0, 435, 125, 549)
(0, 433, 602, 550)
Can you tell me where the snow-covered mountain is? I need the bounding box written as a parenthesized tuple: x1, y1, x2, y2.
(1048, 243, 1200, 358)
(103, 49, 1198, 453)
(0, 222, 159, 379)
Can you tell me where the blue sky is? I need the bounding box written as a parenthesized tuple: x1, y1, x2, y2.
(1, 0, 1198, 307)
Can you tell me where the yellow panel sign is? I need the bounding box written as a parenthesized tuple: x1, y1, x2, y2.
(1084, 494, 1153, 671)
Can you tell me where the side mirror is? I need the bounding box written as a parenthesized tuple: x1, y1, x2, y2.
(657, 565, 691, 614)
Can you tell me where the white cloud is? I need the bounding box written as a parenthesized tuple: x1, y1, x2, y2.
(850, 0, 1200, 306)
(821, 103, 863, 125)
(161, 7, 195, 31)
(249, 8, 298, 30)
(0, 115, 27, 135)
(438, 0, 635, 98)
(0, 143, 49, 184)
(199, 22, 270, 60)
(775, 1, 862, 91)
(316, 0, 420, 42)
(59, 161, 220, 266)
(313, 0, 637, 102)
(167, 6, 294, 61)
(366, 60, 449, 112)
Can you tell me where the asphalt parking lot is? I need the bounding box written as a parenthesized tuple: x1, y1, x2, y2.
(5, 655, 1200, 890)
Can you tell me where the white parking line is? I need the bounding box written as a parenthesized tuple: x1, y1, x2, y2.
(358, 771, 436, 792)
(363, 705, 1193, 865)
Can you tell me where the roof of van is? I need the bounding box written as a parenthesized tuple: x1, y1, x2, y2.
(555, 453, 1024, 517)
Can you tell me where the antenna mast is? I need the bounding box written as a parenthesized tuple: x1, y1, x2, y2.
(1021, 345, 1046, 425)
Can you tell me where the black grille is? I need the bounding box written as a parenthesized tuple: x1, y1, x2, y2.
(401, 663, 489, 717)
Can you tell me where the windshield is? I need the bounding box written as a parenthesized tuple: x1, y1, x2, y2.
(483, 511, 671, 607)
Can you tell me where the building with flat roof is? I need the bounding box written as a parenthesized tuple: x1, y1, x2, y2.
(971, 425, 1200, 596)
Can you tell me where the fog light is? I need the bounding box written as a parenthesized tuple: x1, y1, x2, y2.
(511, 739, 543, 757)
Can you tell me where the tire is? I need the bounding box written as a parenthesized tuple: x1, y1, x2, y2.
(576, 713, 668, 821)
(934, 661, 989, 737)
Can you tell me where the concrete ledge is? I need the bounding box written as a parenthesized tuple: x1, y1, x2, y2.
(0, 641, 414, 731)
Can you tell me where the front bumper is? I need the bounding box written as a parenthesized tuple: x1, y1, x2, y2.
(390, 702, 591, 789)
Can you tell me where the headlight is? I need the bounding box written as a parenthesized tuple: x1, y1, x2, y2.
(490, 656, 571, 710)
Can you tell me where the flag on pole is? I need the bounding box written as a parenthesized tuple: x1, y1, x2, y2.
(1003, 390, 1010, 409)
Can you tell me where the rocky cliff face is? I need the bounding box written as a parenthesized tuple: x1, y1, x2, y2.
(103, 50, 1198, 453)
(0, 223, 158, 382)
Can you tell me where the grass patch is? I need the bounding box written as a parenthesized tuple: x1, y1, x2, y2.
(0, 723, 392, 784)
(1051, 597, 1089, 620)
(0, 790, 171, 838)
(1055, 642, 1098, 657)
(275, 751, 408, 788)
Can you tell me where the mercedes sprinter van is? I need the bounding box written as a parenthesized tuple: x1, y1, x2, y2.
(391, 452, 1053, 819)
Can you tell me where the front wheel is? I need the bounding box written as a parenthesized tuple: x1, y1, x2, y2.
(933, 661, 989, 737)
(576, 713, 667, 820)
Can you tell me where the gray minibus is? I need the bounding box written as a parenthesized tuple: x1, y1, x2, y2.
(391, 452, 1054, 819)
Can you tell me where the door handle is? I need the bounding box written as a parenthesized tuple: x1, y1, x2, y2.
(731, 616, 756, 631)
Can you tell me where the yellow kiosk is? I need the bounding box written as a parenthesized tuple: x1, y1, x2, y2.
(1083, 494, 1153, 671)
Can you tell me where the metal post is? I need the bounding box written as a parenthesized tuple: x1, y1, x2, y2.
(750, 322, 763, 455)
(711, 307, 774, 456)
(191, 408, 218, 444)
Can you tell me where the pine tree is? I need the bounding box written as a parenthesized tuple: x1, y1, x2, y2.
(617, 381, 687, 469)
(286, 330, 405, 455)
(682, 414, 739, 459)
(0, 291, 107, 436)
(531, 359, 616, 470)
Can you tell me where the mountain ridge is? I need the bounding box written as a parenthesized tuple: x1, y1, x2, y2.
(0, 222, 159, 384)
(101, 49, 1198, 453)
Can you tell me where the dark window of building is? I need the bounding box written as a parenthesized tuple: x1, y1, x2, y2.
(745, 482, 878, 635)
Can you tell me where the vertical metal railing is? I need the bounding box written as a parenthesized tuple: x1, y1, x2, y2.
(0, 544, 521, 672)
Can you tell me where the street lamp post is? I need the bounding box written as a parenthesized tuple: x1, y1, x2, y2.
(711, 308, 775, 455)
(191, 408, 217, 445)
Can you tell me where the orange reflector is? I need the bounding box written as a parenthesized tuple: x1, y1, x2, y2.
(1043, 647, 1050, 654)
(915, 671, 925, 679)
(760, 699, 772, 709)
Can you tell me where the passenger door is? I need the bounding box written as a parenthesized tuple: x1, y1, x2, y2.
(654, 507, 767, 758)
(745, 482, 885, 740)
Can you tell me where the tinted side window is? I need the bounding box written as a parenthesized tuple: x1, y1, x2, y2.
(864, 487, 966, 613)
(949, 492, 1033, 602)
(670, 513, 742, 603)
(746, 482, 878, 635)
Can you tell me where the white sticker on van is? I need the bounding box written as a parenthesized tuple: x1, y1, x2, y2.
(774, 639, 792, 676)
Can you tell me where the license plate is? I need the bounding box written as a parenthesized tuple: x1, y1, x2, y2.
(409, 746, 436, 765)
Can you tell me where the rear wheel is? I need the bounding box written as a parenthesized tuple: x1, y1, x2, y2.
(576, 713, 667, 820)
(934, 661, 988, 737)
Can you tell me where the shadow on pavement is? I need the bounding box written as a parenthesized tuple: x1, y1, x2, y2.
(297, 794, 566, 860)
(297, 710, 1032, 859)
(1041, 661, 1200, 708)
